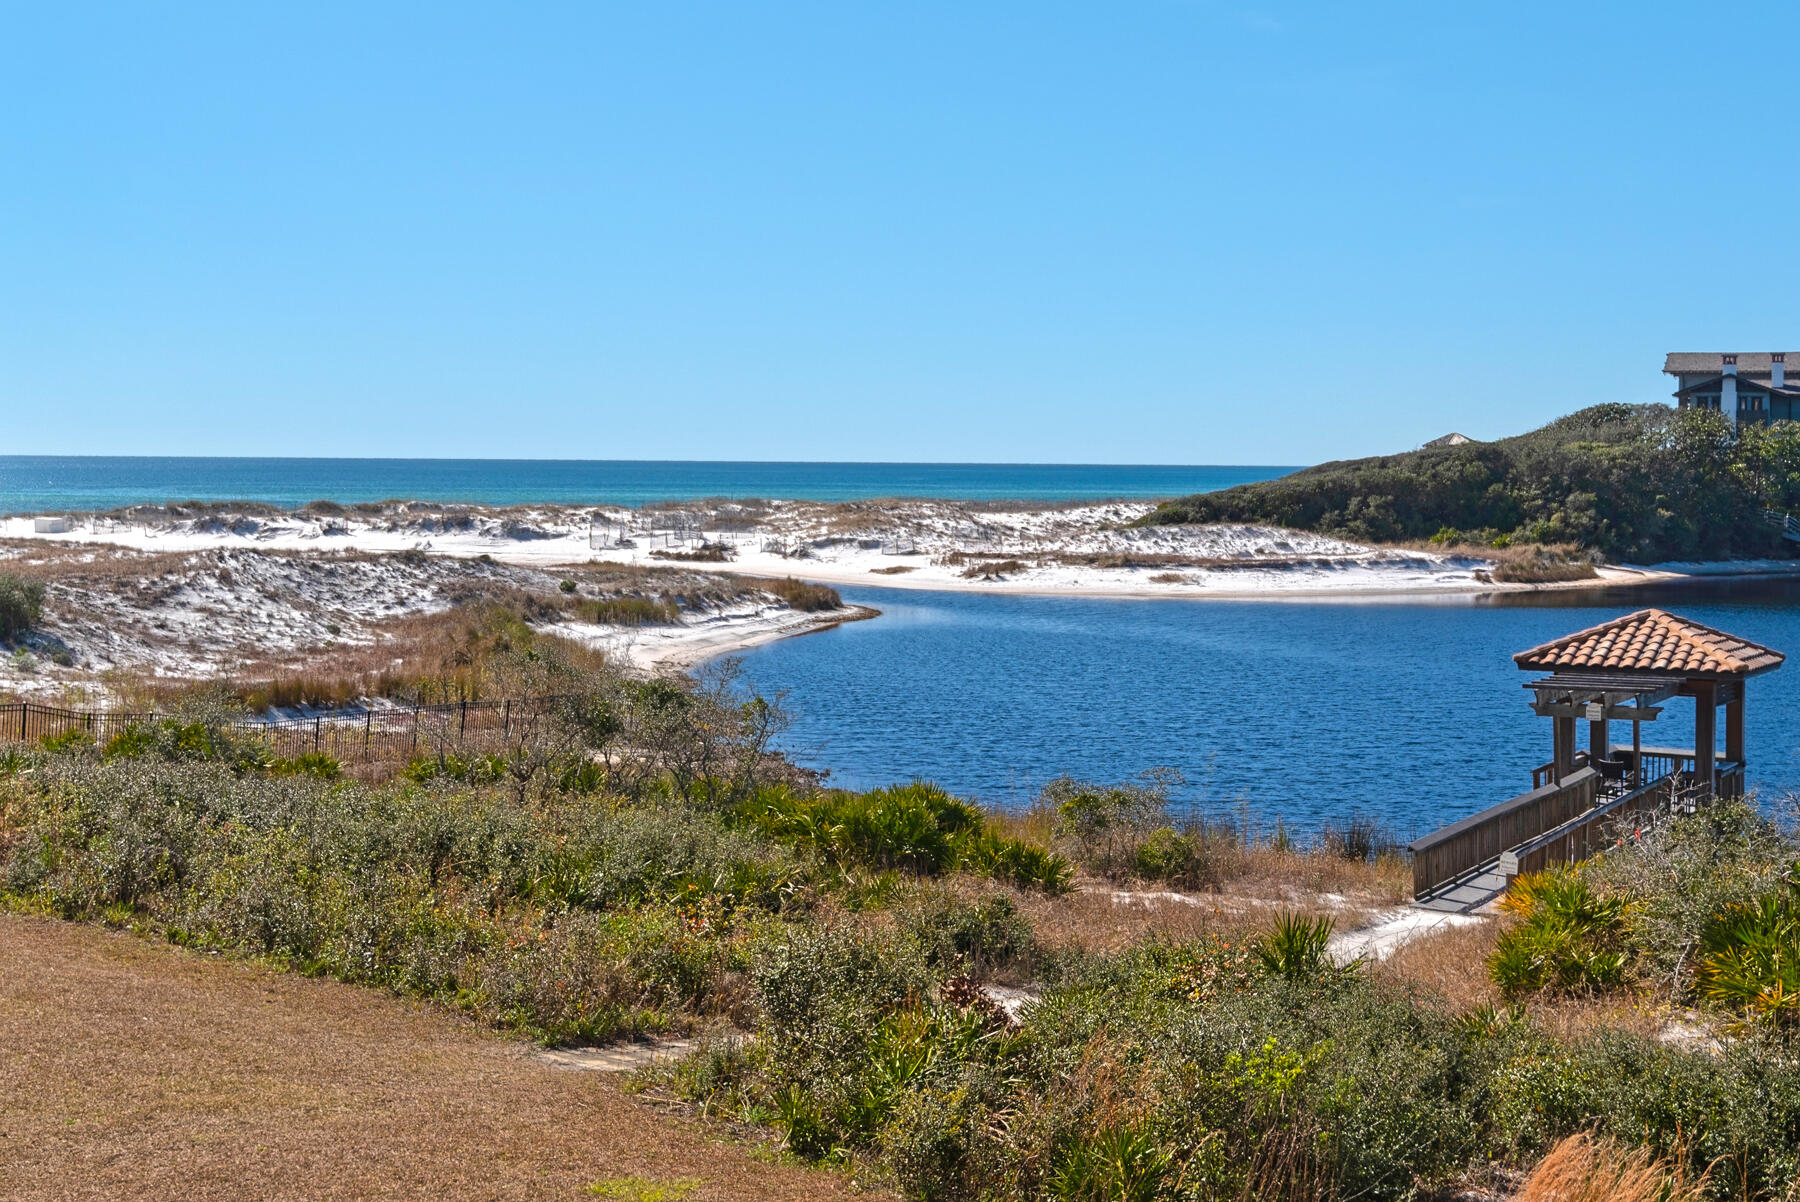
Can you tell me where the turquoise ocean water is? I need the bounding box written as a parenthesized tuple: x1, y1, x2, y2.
(0, 457, 1295, 513)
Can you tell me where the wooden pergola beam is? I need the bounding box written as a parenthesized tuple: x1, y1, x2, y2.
(1530, 703, 1662, 721)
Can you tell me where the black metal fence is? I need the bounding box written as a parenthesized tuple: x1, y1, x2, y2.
(0, 697, 568, 763)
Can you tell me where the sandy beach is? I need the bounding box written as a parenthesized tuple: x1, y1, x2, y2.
(4, 499, 1796, 692)
(0, 498, 1558, 599)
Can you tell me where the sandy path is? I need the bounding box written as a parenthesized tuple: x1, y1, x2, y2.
(0, 915, 875, 1202)
(1326, 907, 1488, 964)
(561, 604, 880, 672)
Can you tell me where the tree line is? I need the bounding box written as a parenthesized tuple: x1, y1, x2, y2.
(1146, 404, 1800, 563)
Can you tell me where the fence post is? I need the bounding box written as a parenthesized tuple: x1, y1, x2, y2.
(459, 700, 467, 739)
(503, 700, 510, 738)
(314, 717, 322, 753)
(17, 705, 25, 742)
(412, 707, 420, 752)
(364, 709, 372, 750)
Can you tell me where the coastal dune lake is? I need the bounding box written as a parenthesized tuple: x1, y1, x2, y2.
(739, 580, 1800, 837)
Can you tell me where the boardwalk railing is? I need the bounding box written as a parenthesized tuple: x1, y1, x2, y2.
(1532, 746, 1744, 799)
(1409, 769, 1599, 899)
(1413, 755, 1743, 899)
(0, 697, 572, 763)
(1499, 774, 1678, 879)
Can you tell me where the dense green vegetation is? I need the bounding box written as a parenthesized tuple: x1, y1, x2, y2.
(1145, 404, 1800, 563)
(1499, 802, 1800, 1032)
(0, 646, 1065, 1046)
(8, 670, 1800, 1196)
(671, 903, 1800, 1199)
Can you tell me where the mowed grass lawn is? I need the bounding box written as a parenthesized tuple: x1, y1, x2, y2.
(0, 915, 874, 1202)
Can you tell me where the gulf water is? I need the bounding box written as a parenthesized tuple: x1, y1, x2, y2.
(736, 579, 1800, 836)
(0, 456, 1295, 513)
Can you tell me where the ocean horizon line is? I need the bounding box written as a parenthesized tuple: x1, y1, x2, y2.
(2, 452, 1295, 469)
(0, 457, 1298, 514)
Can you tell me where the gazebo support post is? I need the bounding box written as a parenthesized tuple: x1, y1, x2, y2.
(1725, 685, 1745, 797)
(1553, 714, 1577, 782)
(1588, 712, 1609, 769)
(1632, 717, 1642, 788)
(1693, 683, 1717, 795)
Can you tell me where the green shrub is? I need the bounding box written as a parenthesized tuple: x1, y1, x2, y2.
(0, 755, 802, 1043)
(1490, 869, 1633, 997)
(898, 892, 1035, 975)
(880, 1082, 992, 1201)
(101, 719, 273, 772)
(1130, 826, 1232, 889)
(1048, 1125, 1170, 1202)
(1585, 801, 1793, 990)
(270, 752, 343, 780)
(1695, 881, 1800, 1027)
(1257, 911, 1338, 981)
(0, 573, 45, 640)
(401, 751, 510, 784)
(40, 728, 95, 754)
(1042, 772, 1181, 881)
(750, 923, 937, 1155)
(965, 832, 1073, 893)
(739, 783, 1069, 891)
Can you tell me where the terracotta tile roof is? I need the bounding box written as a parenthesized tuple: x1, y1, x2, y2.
(1513, 609, 1785, 677)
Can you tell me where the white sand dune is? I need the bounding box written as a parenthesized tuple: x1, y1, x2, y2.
(0, 499, 1515, 599)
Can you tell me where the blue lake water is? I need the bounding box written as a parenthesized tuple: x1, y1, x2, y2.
(736, 580, 1800, 838)
(0, 457, 1295, 514)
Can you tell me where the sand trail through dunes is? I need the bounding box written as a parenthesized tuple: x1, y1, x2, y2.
(0, 915, 875, 1202)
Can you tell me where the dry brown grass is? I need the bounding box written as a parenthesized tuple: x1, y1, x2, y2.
(0, 539, 198, 582)
(0, 914, 874, 1202)
(1392, 537, 1601, 584)
(650, 544, 735, 563)
(985, 807, 1410, 908)
(1517, 1132, 1709, 1202)
(1527, 994, 1666, 1045)
(1487, 547, 1600, 584)
(958, 559, 1029, 579)
(110, 601, 616, 711)
(1375, 919, 1504, 1011)
(757, 576, 843, 612)
(1222, 845, 1411, 903)
(1013, 886, 1263, 954)
(868, 564, 917, 575)
(1373, 919, 1673, 1040)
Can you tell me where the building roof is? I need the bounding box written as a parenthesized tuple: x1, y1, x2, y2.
(1672, 374, 1800, 400)
(1665, 352, 1798, 377)
(1513, 609, 1785, 678)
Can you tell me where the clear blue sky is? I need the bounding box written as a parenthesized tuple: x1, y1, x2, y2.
(3, 3, 1795, 465)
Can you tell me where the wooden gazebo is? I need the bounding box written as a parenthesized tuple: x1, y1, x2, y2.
(1515, 608, 1784, 797)
(1410, 609, 1784, 909)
